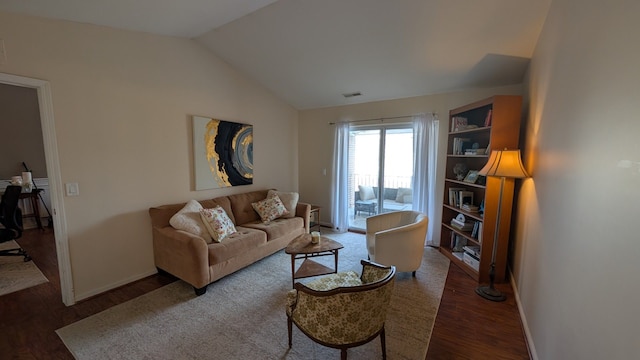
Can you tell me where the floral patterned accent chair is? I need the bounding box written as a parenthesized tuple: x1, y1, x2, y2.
(286, 259, 396, 359)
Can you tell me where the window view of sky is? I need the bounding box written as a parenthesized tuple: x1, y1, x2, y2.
(351, 128, 413, 188)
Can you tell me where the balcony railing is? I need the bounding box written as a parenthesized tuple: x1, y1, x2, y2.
(349, 174, 412, 206)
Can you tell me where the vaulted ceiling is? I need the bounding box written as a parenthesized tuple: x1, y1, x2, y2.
(0, 0, 552, 109)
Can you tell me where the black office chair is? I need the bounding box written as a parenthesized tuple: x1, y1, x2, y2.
(0, 185, 31, 262)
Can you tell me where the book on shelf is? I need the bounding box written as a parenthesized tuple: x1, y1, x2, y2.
(463, 245, 481, 258)
(461, 204, 479, 212)
(483, 109, 492, 127)
(452, 137, 471, 155)
(451, 218, 474, 232)
(464, 148, 486, 155)
(470, 221, 479, 238)
(448, 187, 465, 207)
(463, 252, 480, 271)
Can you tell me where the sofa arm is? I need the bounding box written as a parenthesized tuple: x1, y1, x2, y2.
(296, 202, 311, 233)
(152, 226, 210, 289)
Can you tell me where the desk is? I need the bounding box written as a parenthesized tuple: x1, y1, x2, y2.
(18, 189, 45, 230)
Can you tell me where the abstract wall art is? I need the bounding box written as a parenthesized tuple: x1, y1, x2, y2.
(193, 116, 253, 190)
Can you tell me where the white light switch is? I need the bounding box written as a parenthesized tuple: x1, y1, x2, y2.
(66, 182, 79, 196)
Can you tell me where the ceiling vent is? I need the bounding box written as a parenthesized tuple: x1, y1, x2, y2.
(342, 91, 362, 98)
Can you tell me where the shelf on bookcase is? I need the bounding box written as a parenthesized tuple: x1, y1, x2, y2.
(448, 126, 491, 135)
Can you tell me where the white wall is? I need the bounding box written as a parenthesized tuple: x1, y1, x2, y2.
(0, 12, 299, 300)
(516, 0, 640, 358)
(298, 84, 523, 242)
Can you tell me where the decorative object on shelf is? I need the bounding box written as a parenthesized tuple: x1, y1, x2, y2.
(451, 116, 467, 131)
(475, 149, 529, 302)
(463, 170, 479, 183)
(453, 163, 468, 180)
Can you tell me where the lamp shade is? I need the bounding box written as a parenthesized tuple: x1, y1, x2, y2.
(478, 149, 530, 178)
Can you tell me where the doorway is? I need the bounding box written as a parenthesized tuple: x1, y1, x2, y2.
(348, 125, 414, 230)
(0, 72, 73, 305)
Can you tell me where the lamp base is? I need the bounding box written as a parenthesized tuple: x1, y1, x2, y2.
(475, 285, 506, 302)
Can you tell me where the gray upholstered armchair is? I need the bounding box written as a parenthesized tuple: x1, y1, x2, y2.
(286, 260, 396, 359)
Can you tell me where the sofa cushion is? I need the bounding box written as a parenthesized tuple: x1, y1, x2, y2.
(396, 187, 413, 203)
(242, 217, 304, 240)
(199, 206, 237, 242)
(207, 228, 267, 265)
(267, 190, 299, 219)
(358, 185, 376, 201)
(228, 190, 269, 225)
(169, 200, 211, 242)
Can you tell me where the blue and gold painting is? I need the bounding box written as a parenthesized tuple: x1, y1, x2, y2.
(193, 116, 253, 190)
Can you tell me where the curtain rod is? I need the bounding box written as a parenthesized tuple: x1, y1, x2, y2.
(328, 112, 436, 125)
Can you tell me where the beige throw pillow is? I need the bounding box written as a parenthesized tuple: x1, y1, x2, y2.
(169, 199, 211, 242)
(267, 190, 299, 218)
(396, 187, 413, 203)
(358, 185, 376, 201)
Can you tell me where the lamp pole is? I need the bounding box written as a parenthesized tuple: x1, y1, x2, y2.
(475, 175, 507, 301)
(475, 149, 529, 302)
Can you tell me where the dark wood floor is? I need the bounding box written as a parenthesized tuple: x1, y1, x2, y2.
(1, 228, 529, 359)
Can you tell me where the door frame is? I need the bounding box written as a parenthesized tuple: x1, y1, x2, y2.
(348, 124, 414, 230)
(0, 72, 74, 305)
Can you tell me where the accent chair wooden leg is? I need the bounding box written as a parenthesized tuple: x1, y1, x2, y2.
(287, 316, 293, 348)
(341, 348, 347, 360)
(380, 327, 387, 360)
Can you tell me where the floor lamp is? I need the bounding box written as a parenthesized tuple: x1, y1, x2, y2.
(476, 149, 529, 301)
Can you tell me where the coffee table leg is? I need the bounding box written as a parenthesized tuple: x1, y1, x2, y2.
(334, 250, 339, 273)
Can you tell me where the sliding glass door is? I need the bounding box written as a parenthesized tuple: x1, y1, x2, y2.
(348, 125, 414, 230)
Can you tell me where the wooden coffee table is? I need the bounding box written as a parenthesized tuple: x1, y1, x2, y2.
(285, 234, 344, 288)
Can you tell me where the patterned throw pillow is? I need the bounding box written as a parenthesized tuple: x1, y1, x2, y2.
(267, 190, 299, 218)
(199, 206, 237, 242)
(251, 194, 289, 223)
(169, 199, 211, 242)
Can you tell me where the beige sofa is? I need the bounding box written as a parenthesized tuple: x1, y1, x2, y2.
(149, 189, 310, 295)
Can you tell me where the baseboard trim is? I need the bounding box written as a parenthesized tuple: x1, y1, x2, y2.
(509, 270, 538, 360)
(74, 268, 158, 302)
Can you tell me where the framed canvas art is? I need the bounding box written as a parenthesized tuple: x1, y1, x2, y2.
(193, 116, 253, 190)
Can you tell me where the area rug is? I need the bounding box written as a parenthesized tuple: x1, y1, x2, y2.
(56, 231, 450, 359)
(0, 240, 48, 296)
